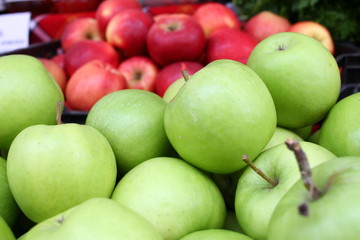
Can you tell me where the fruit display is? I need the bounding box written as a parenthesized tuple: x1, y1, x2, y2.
(0, 1, 360, 239)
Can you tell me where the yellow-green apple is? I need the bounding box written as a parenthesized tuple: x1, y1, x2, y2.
(147, 13, 206, 66)
(64, 39, 120, 77)
(318, 92, 360, 156)
(247, 32, 341, 128)
(262, 127, 303, 152)
(0, 55, 64, 151)
(289, 21, 335, 55)
(193, 2, 241, 38)
(65, 59, 127, 111)
(117, 56, 158, 92)
(0, 216, 15, 240)
(244, 11, 291, 42)
(235, 142, 336, 240)
(111, 157, 226, 240)
(86, 89, 173, 175)
(164, 59, 277, 174)
(60, 17, 103, 51)
(6, 123, 117, 223)
(106, 9, 153, 58)
(38, 57, 68, 93)
(162, 76, 185, 103)
(18, 198, 163, 240)
(179, 229, 252, 240)
(204, 28, 258, 64)
(155, 61, 203, 97)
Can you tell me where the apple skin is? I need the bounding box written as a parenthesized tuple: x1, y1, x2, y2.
(60, 17, 103, 52)
(205, 28, 258, 64)
(262, 127, 303, 152)
(318, 92, 360, 157)
(235, 142, 336, 240)
(247, 32, 341, 128)
(38, 58, 68, 93)
(118, 56, 159, 92)
(289, 21, 335, 55)
(244, 11, 291, 42)
(6, 123, 117, 223)
(111, 157, 226, 240)
(164, 59, 277, 174)
(64, 39, 120, 77)
(65, 59, 127, 111)
(147, 13, 206, 66)
(179, 229, 252, 240)
(268, 156, 360, 240)
(155, 61, 203, 97)
(162, 77, 186, 103)
(86, 89, 173, 175)
(51, 53, 65, 69)
(18, 198, 163, 240)
(0, 216, 15, 240)
(193, 2, 241, 37)
(0, 55, 64, 151)
(106, 9, 154, 58)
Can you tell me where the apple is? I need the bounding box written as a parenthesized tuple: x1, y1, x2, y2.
(155, 61, 203, 97)
(307, 129, 320, 144)
(51, 53, 65, 69)
(247, 32, 341, 128)
(179, 229, 252, 240)
(263, 127, 303, 152)
(95, 0, 142, 36)
(0, 216, 15, 240)
(55, 0, 100, 13)
(147, 13, 206, 66)
(60, 17, 103, 52)
(318, 92, 360, 156)
(289, 21, 335, 55)
(223, 210, 244, 233)
(204, 28, 258, 64)
(65, 59, 127, 111)
(106, 9, 154, 58)
(244, 11, 291, 42)
(193, 2, 241, 37)
(0, 55, 64, 151)
(235, 141, 336, 240)
(111, 157, 227, 240)
(162, 76, 186, 103)
(86, 89, 174, 174)
(287, 125, 313, 140)
(38, 57, 68, 93)
(6, 123, 117, 223)
(164, 59, 277, 174)
(64, 39, 120, 77)
(118, 56, 158, 92)
(18, 198, 163, 240)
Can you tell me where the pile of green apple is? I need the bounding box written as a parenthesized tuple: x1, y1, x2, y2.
(1, 28, 360, 240)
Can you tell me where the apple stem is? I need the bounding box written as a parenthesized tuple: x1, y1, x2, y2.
(242, 154, 278, 187)
(56, 100, 63, 125)
(181, 70, 190, 81)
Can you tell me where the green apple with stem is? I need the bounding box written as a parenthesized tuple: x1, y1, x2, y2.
(0, 54, 64, 151)
(111, 157, 226, 240)
(247, 32, 340, 128)
(18, 198, 164, 240)
(178, 229, 253, 240)
(318, 92, 360, 156)
(268, 140, 360, 240)
(262, 127, 303, 151)
(235, 141, 336, 240)
(164, 59, 277, 174)
(162, 76, 186, 103)
(0, 216, 16, 240)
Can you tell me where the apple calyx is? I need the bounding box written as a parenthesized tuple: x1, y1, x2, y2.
(242, 154, 278, 187)
(56, 100, 63, 125)
(278, 44, 286, 51)
(181, 70, 190, 81)
(285, 139, 322, 217)
(56, 215, 65, 224)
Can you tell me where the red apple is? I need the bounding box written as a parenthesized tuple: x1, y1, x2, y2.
(51, 53, 65, 69)
(95, 0, 142, 36)
(288, 21, 335, 54)
(38, 58, 68, 93)
(106, 9, 153, 58)
(147, 13, 206, 66)
(193, 2, 241, 38)
(204, 28, 258, 65)
(60, 17, 103, 51)
(155, 61, 203, 97)
(64, 39, 120, 77)
(65, 60, 127, 111)
(244, 11, 291, 42)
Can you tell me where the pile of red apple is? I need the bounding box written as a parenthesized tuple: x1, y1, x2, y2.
(39, 0, 335, 112)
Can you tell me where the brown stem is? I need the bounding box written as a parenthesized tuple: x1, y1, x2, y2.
(56, 100, 63, 125)
(242, 154, 278, 187)
(181, 70, 190, 81)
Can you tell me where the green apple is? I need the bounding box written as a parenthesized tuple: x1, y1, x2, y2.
(288, 125, 313, 140)
(268, 156, 360, 240)
(0, 156, 19, 227)
(7, 123, 117, 223)
(247, 32, 340, 128)
(235, 141, 336, 240)
(86, 89, 173, 175)
(263, 127, 303, 151)
(318, 92, 360, 156)
(162, 77, 186, 103)
(111, 157, 226, 240)
(18, 198, 163, 240)
(0, 54, 64, 151)
(164, 59, 277, 174)
(307, 129, 320, 144)
(223, 210, 244, 233)
(178, 229, 253, 240)
(0, 216, 16, 240)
